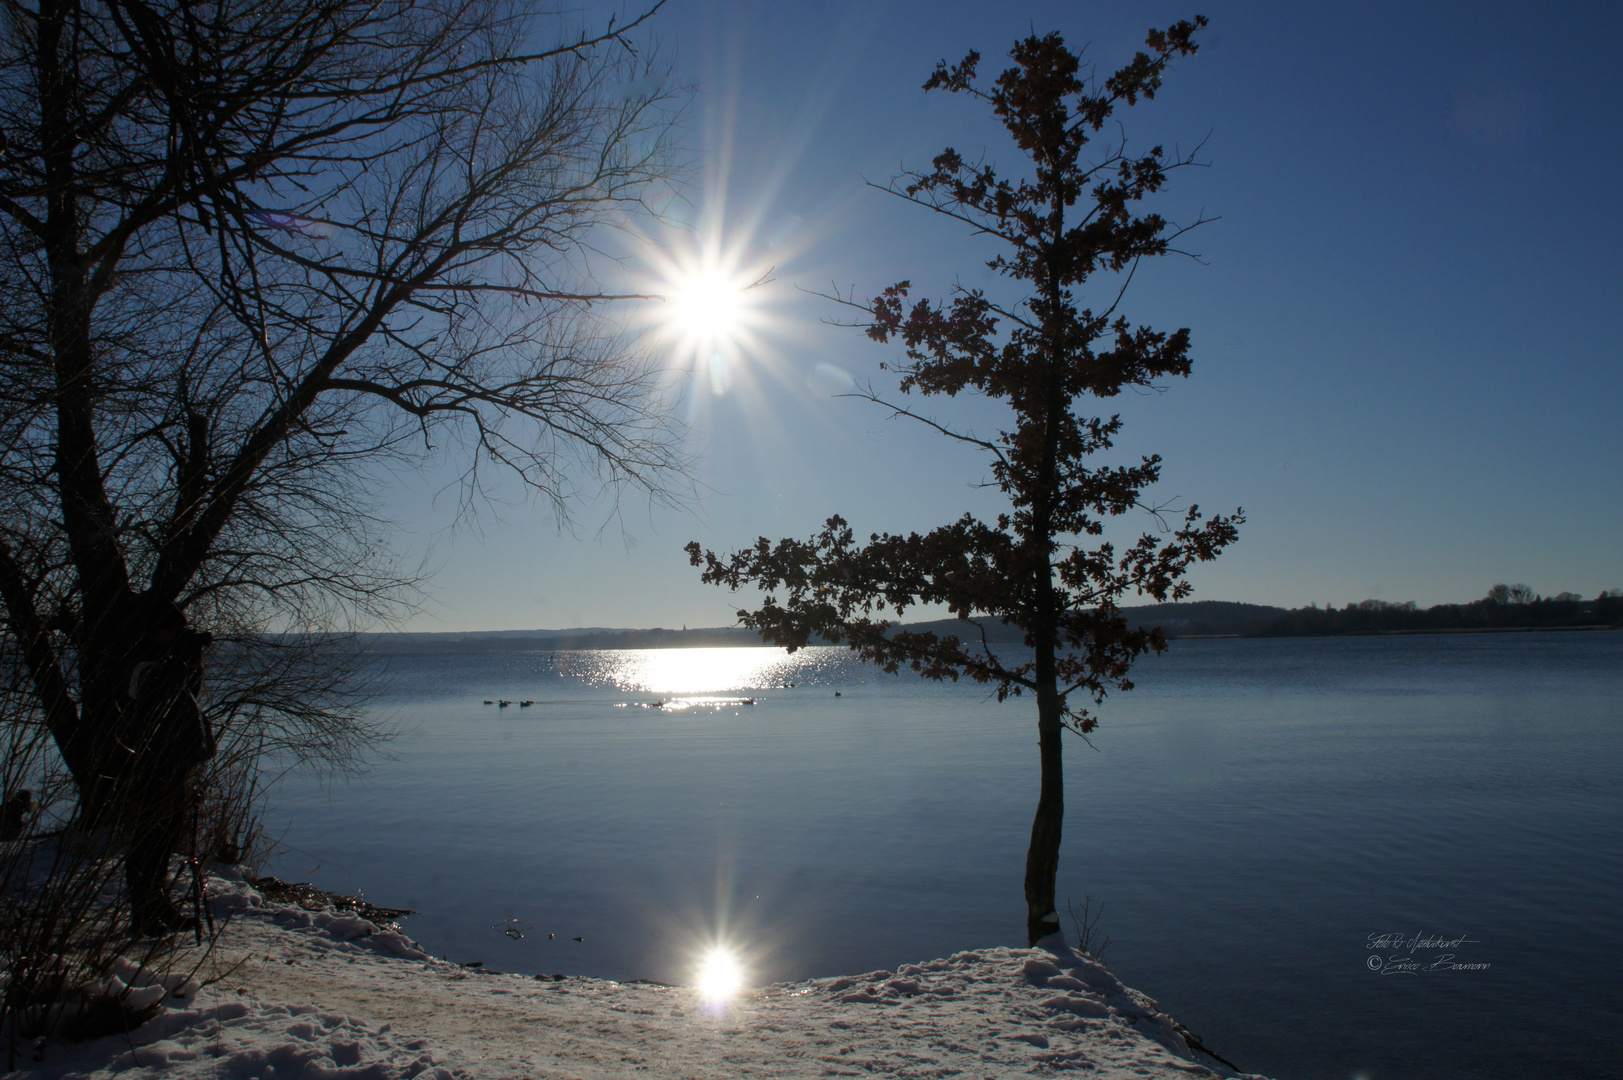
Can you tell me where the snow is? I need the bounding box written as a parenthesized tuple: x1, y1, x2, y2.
(13, 872, 1270, 1079)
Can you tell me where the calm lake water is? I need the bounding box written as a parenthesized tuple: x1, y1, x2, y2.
(260, 632, 1623, 1080)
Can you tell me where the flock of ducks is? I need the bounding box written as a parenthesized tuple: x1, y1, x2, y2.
(483, 699, 535, 708)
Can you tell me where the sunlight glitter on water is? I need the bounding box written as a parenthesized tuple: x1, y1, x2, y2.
(618, 696, 758, 712)
(584, 647, 808, 695)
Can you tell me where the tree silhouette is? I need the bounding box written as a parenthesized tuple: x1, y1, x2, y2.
(0, 0, 685, 816)
(689, 19, 1241, 945)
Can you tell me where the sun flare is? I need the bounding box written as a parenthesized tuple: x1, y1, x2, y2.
(670, 267, 744, 343)
(643, 236, 771, 397)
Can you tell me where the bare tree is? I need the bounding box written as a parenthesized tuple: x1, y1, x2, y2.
(0, 0, 688, 814)
(1484, 583, 1535, 605)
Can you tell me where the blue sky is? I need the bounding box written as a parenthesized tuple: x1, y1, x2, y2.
(387, 0, 1622, 631)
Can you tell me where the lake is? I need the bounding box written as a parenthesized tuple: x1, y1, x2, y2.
(259, 631, 1623, 1080)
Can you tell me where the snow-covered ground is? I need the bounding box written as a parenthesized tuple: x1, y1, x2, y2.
(15, 870, 1269, 1079)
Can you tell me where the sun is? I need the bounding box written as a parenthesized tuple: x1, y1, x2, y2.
(661, 255, 762, 358)
(670, 267, 745, 344)
(637, 225, 778, 399)
(644, 235, 771, 377)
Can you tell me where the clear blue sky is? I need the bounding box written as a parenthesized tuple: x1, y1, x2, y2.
(387, 0, 1623, 632)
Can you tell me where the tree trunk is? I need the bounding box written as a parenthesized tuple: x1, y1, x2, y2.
(1023, 685, 1065, 945)
(71, 610, 137, 824)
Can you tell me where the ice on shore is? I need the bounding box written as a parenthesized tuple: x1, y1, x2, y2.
(13, 873, 1269, 1079)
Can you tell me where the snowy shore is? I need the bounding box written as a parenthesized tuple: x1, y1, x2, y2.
(18, 870, 1269, 1079)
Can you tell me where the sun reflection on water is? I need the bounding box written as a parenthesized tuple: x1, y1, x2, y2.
(594, 647, 803, 695)
(695, 947, 744, 1007)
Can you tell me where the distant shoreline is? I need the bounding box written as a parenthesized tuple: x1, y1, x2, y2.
(1176, 622, 1619, 640)
(364, 600, 1622, 653)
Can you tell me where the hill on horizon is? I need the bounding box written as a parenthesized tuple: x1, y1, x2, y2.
(365, 601, 1290, 653)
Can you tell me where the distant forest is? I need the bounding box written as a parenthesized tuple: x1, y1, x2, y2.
(903, 588, 1623, 642)
(1220, 587, 1623, 638)
(366, 585, 1622, 653)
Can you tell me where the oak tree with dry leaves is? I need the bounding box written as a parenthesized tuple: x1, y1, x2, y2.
(689, 19, 1242, 945)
